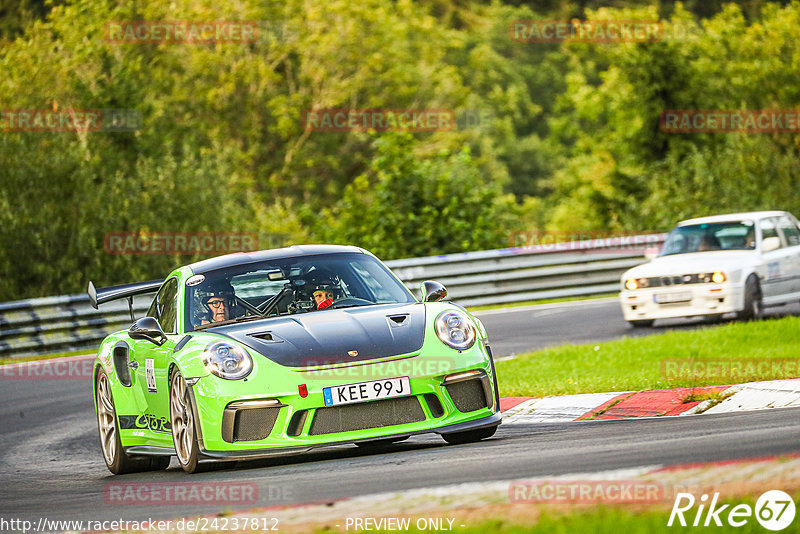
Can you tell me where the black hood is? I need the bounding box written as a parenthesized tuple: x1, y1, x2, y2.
(207, 303, 426, 367)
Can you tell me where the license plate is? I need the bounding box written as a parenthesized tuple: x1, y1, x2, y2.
(323, 376, 411, 407)
(654, 292, 692, 304)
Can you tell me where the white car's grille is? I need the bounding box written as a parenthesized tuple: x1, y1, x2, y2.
(644, 273, 716, 287)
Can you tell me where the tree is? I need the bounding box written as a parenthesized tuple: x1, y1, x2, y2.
(324, 133, 516, 259)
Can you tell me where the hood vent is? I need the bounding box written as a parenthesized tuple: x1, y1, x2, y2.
(249, 331, 283, 343)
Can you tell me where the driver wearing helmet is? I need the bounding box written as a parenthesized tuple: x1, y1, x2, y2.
(193, 279, 238, 326)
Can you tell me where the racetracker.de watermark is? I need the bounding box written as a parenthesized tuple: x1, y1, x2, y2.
(104, 21, 259, 44)
(510, 20, 663, 43)
(0, 357, 94, 380)
(297, 356, 457, 380)
(104, 481, 271, 505)
(104, 232, 259, 255)
(661, 359, 800, 382)
(303, 109, 457, 132)
(660, 110, 800, 133)
(508, 230, 665, 254)
(509, 480, 664, 503)
(0, 109, 141, 132)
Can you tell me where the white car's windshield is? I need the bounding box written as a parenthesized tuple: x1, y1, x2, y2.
(660, 221, 755, 256)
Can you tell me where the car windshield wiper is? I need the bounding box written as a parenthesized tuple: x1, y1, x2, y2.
(329, 299, 374, 310)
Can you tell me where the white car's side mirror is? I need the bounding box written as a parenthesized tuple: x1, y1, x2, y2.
(644, 246, 660, 260)
(762, 236, 781, 253)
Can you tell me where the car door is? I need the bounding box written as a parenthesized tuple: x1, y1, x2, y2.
(776, 215, 800, 296)
(758, 217, 792, 303)
(129, 277, 179, 439)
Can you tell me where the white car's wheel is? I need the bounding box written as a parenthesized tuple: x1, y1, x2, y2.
(736, 275, 763, 321)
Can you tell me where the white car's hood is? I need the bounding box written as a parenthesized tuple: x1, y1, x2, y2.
(623, 250, 757, 279)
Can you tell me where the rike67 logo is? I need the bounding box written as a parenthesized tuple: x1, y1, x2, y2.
(668, 490, 796, 531)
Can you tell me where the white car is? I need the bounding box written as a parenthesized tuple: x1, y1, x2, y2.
(620, 211, 800, 327)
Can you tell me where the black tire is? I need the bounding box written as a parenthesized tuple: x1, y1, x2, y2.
(355, 436, 410, 448)
(736, 275, 763, 321)
(149, 456, 171, 470)
(95, 368, 171, 474)
(441, 424, 498, 445)
(487, 346, 500, 413)
(703, 313, 725, 323)
(628, 319, 655, 328)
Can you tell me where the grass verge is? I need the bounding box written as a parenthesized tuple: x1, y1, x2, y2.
(496, 316, 800, 397)
(373, 502, 789, 534)
(306, 491, 798, 534)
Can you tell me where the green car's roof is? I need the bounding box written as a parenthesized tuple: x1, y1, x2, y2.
(188, 245, 364, 274)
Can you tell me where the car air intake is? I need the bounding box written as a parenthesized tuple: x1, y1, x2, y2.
(222, 406, 281, 442)
(445, 378, 490, 413)
(309, 396, 425, 435)
(424, 393, 445, 418)
(286, 410, 308, 437)
(112, 343, 132, 387)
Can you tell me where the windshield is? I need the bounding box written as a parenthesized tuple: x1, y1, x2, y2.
(185, 253, 415, 330)
(660, 221, 756, 257)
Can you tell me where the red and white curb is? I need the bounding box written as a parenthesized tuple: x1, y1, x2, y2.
(687, 378, 800, 415)
(500, 378, 800, 423)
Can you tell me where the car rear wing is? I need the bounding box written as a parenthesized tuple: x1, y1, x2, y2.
(87, 279, 162, 320)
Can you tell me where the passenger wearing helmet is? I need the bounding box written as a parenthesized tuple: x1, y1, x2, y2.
(313, 285, 335, 310)
(193, 279, 237, 326)
(307, 271, 339, 311)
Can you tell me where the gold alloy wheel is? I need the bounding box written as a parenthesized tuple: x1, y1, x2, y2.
(169, 370, 194, 465)
(96, 371, 117, 465)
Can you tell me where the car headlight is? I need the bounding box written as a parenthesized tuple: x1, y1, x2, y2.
(712, 271, 726, 284)
(435, 311, 476, 351)
(202, 340, 253, 380)
(625, 278, 639, 290)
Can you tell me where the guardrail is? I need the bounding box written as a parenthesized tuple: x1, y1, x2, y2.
(0, 234, 665, 358)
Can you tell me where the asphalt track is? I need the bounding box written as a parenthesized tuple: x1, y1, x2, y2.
(1, 299, 799, 524)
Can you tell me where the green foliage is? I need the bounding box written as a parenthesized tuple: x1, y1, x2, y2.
(323, 133, 516, 259)
(2, 0, 800, 300)
(542, 2, 800, 233)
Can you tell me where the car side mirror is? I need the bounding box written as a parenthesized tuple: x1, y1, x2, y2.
(129, 317, 167, 346)
(644, 246, 660, 260)
(420, 280, 447, 302)
(762, 236, 781, 253)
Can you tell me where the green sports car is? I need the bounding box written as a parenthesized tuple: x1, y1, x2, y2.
(89, 245, 501, 474)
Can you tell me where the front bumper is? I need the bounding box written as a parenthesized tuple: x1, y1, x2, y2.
(199, 412, 502, 461)
(620, 281, 745, 321)
(188, 345, 499, 455)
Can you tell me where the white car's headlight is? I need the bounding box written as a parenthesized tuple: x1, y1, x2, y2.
(202, 340, 253, 380)
(712, 271, 726, 283)
(435, 311, 476, 351)
(625, 278, 639, 290)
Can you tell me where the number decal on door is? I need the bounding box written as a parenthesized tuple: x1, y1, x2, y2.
(145, 358, 157, 393)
